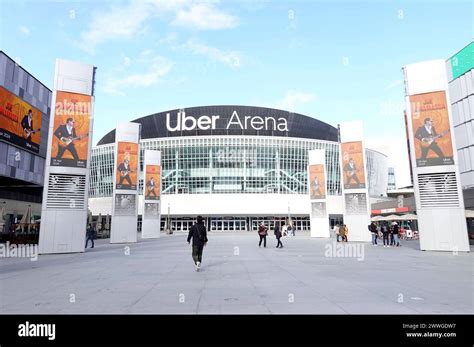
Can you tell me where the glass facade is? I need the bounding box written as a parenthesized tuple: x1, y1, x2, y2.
(90, 136, 342, 198)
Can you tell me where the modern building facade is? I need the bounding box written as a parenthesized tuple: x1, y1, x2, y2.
(387, 167, 396, 191)
(446, 41, 474, 210)
(0, 51, 52, 231)
(89, 106, 388, 232)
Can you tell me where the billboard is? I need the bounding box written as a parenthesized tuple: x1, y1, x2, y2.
(309, 164, 326, 199)
(114, 194, 136, 216)
(409, 91, 454, 167)
(344, 193, 368, 215)
(115, 141, 138, 190)
(0, 86, 42, 153)
(341, 141, 366, 189)
(144, 202, 160, 219)
(50, 91, 91, 168)
(144, 165, 161, 200)
(311, 201, 327, 218)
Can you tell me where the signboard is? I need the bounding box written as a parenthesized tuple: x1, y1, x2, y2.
(115, 141, 138, 190)
(409, 91, 454, 167)
(0, 86, 42, 153)
(309, 164, 326, 199)
(144, 165, 161, 200)
(341, 141, 366, 189)
(50, 91, 91, 168)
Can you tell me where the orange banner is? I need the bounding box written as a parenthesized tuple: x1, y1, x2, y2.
(0, 86, 42, 153)
(50, 91, 91, 168)
(144, 165, 161, 200)
(341, 141, 366, 189)
(116, 142, 139, 190)
(309, 164, 326, 199)
(410, 91, 454, 167)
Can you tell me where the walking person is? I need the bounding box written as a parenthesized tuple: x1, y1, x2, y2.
(391, 222, 400, 247)
(340, 224, 349, 242)
(334, 223, 341, 242)
(258, 222, 268, 247)
(85, 224, 95, 249)
(369, 222, 378, 246)
(274, 221, 283, 248)
(187, 215, 208, 271)
(382, 222, 390, 247)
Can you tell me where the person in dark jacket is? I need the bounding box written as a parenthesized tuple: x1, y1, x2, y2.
(85, 224, 95, 248)
(369, 222, 378, 246)
(54, 118, 80, 160)
(187, 215, 208, 271)
(274, 221, 283, 248)
(381, 222, 390, 247)
(258, 222, 267, 248)
(391, 222, 400, 247)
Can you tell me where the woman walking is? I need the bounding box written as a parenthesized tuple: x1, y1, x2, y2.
(340, 224, 349, 242)
(258, 222, 268, 248)
(274, 221, 283, 248)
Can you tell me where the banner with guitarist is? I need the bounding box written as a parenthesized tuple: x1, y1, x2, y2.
(144, 165, 161, 200)
(116, 141, 138, 190)
(410, 91, 454, 167)
(341, 141, 366, 189)
(0, 86, 42, 153)
(50, 91, 91, 168)
(309, 164, 326, 199)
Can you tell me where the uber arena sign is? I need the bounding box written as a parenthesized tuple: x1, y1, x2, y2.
(166, 110, 289, 132)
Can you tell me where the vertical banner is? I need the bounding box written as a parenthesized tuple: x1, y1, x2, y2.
(403, 60, 469, 252)
(50, 91, 91, 168)
(142, 150, 162, 239)
(39, 59, 96, 254)
(308, 150, 329, 237)
(409, 91, 454, 167)
(340, 121, 371, 242)
(110, 122, 141, 244)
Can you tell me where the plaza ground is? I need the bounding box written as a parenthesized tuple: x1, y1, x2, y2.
(0, 232, 472, 314)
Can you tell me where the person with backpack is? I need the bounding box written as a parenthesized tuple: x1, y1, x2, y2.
(274, 221, 283, 248)
(187, 215, 208, 271)
(258, 222, 268, 248)
(369, 222, 378, 246)
(381, 222, 390, 248)
(85, 224, 95, 249)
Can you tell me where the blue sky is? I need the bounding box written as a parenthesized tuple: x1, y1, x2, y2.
(1, 0, 472, 187)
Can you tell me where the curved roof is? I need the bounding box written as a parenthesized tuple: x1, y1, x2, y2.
(97, 105, 338, 145)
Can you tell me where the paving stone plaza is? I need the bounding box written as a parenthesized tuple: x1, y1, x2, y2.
(1, 233, 472, 314)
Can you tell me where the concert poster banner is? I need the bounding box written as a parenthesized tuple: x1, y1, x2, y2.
(341, 141, 366, 189)
(409, 91, 454, 167)
(115, 141, 138, 190)
(309, 164, 326, 199)
(144, 165, 161, 200)
(50, 91, 91, 168)
(0, 86, 42, 153)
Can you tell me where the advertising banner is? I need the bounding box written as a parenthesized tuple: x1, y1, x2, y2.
(144, 202, 161, 220)
(115, 141, 139, 190)
(341, 141, 366, 189)
(144, 165, 161, 200)
(0, 86, 42, 153)
(50, 91, 91, 168)
(409, 91, 454, 167)
(309, 164, 326, 199)
(114, 194, 137, 216)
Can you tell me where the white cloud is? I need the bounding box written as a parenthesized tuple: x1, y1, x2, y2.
(277, 90, 316, 112)
(18, 26, 30, 36)
(76, 1, 151, 54)
(172, 3, 239, 30)
(103, 56, 173, 96)
(76, 1, 238, 53)
(184, 40, 241, 68)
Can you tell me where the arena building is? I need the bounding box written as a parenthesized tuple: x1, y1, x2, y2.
(89, 106, 388, 232)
